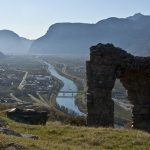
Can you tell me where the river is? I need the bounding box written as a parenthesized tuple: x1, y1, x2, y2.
(46, 63, 84, 115)
(44, 62, 126, 127)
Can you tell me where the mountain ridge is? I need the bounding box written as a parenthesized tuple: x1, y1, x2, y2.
(29, 13, 150, 56)
(0, 13, 150, 55)
(0, 29, 33, 54)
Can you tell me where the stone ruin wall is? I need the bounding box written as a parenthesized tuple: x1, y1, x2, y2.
(86, 43, 150, 131)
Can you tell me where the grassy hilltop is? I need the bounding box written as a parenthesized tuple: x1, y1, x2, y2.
(0, 112, 150, 150)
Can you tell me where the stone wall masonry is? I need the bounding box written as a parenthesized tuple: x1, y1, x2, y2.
(87, 43, 150, 131)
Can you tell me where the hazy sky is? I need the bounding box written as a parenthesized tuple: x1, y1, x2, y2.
(0, 0, 149, 39)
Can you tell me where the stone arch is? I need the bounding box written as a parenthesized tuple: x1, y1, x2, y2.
(86, 43, 150, 131)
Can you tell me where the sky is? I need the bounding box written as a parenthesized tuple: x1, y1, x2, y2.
(0, 0, 149, 39)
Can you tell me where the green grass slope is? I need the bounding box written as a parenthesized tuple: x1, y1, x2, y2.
(0, 112, 150, 150)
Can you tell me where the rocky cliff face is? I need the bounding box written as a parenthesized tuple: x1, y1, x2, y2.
(87, 43, 150, 131)
(30, 14, 150, 56)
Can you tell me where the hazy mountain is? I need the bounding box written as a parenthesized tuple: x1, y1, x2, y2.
(0, 51, 5, 58)
(0, 30, 32, 54)
(29, 13, 150, 56)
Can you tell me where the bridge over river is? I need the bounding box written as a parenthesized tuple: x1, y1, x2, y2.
(58, 91, 85, 98)
(46, 63, 85, 115)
